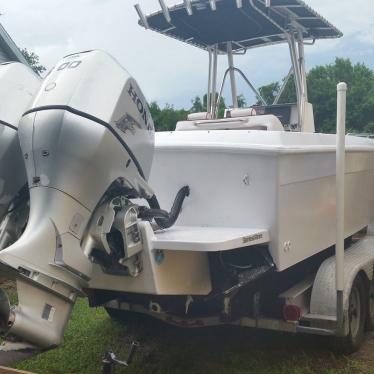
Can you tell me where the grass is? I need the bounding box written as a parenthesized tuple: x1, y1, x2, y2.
(5, 295, 371, 374)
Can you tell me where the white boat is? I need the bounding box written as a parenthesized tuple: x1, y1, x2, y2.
(136, 0, 374, 272)
(150, 130, 374, 271)
(1, 0, 374, 360)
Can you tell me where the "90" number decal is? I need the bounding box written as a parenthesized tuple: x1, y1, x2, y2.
(57, 60, 82, 71)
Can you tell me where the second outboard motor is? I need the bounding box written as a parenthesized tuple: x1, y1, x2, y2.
(0, 62, 40, 249)
(0, 50, 188, 352)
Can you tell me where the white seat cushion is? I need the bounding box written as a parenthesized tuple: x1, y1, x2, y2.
(187, 112, 212, 121)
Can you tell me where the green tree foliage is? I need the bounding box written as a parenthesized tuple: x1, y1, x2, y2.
(20, 48, 46, 75)
(190, 96, 204, 113)
(151, 58, 374, 134)
(256, 75, 296, 105)
(363, 122, 374, 134)
(149, 102, 189, 131)
(257, 58, 374, 133)
(191, 94, 227, 118)
(150, 93, 232, 132)
(237, 94, 247, 108)
(308, 58, 374, 134)
(257, 82, 280, 105)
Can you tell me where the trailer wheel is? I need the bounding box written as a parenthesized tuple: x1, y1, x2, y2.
(333, 276, 367, 354)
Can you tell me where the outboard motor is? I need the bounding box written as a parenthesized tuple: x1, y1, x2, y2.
(0, 51, 188, 353)
(0, 62, 40, 249)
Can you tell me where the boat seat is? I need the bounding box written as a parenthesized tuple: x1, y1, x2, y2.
(187, 112, 212, 121)
(176, 113, 284, 131)
(225, 107, 257, 118)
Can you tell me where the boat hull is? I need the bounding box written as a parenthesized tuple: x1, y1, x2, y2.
(148, 130, 374, 271)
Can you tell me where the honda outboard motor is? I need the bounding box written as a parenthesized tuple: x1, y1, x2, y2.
(0, 51, 188, 353)
(0, 62, 40, 249)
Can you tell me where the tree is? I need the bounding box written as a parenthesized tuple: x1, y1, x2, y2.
(257, 58, 374, 133)
(192, 93, 227, 118)
(256, 82, 279, 105)
(20, 48, 46, 75)
(149, 102, 189, 132)
(363, 122, 374, 134)
(237, 94, 247, 108)
(308, 58, 374, 133)
(190, 96, 204, 113)
(149, 92, 232, 131)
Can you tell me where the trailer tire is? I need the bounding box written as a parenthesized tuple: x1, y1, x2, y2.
(333, 276, 367, 354)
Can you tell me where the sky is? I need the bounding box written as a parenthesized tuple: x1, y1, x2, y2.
(1, 0, 374, 108)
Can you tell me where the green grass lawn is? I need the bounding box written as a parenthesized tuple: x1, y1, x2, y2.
(9, 297, 373, 374)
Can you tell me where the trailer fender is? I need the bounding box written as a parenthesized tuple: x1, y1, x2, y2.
(310, 236, 374, 325)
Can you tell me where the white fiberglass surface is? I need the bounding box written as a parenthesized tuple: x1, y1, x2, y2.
(155, 130, 374, 151)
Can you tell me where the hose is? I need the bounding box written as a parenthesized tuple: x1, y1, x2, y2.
(145, 186, 190, 229)
(138, 208, 170, 221)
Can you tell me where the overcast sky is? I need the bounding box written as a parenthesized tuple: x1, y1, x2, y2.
(1, 0, 374, 108)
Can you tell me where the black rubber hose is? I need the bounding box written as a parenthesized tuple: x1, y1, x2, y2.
(138, 208, 170, 221)
(147, 186, 190, 229)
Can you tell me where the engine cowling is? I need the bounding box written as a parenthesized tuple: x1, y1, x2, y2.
(24, 49, 155, 199)
(0, 62, 40, 248)
(0, 50, 189, 353)
(0, 51, 156, 350)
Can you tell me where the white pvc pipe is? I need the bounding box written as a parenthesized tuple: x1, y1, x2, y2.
(336, 82, 347, 293)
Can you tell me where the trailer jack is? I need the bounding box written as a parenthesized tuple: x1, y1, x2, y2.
(102, 341, 139, 374)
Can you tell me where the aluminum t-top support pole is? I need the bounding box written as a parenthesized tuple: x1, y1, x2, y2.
(159, 0, 171, 23)
(211, 46, 218, 116)
(134, 4, 149, 29)
(287, 32, 304, 130)
(297, 31, 308, 102)
(336, 82, 347, 333)
(227, 42, 239, 109)
(207, 48, 213, 114)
